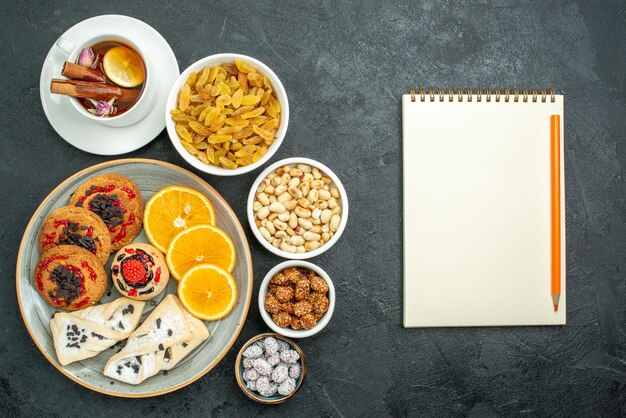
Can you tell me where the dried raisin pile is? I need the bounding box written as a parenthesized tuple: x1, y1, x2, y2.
(171, 60, 281, 169)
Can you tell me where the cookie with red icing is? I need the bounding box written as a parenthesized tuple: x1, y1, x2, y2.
(69, 174, 144, 251)
(39, 206, 111, 264)
(34, 245, 107, 310)
(111, 243, 170, 300)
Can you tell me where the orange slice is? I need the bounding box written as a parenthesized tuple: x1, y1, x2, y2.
(178, 264, 237, 320)
(102, 45, 145, 88)
(166, 224, 236, 281)
(144, 186, 216, 253)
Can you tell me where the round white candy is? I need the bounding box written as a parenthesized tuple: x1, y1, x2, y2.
(271, 364, 289, 384)
(242, 358, 254, 369)
(279, 349, 300, 364)
(256, 376, 270, 393)
(289, 363, 301, 380)
(277, 377, 296, 396)
(276, 340, 290, 352)
(246, 380, 257, 391)
(267, 353, 281, 366)
(243, 369, 259, 382)
(253, 358, 272, 376)
(263, 337, 279, 355)
(243, 345, 263, 359)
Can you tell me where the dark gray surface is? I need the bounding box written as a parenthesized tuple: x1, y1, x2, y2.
(1, 1, 624, 417)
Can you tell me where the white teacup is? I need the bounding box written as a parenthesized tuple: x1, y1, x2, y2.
(55, 34, 155, 128)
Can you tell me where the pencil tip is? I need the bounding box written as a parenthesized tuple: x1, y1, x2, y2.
(553, 304, 558, 312)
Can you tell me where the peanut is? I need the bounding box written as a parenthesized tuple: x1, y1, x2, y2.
(288, 187, 303, 199)
(288, 177, 301, 188)
(269, 202, 286, 213)
(290, 235, 305, 246)
(294, 206, 311, 218)
(311, 180, 325, 189)
(289, 168, 303, 177)
(264, 219, 276, 235)
(259, 226, 271, 242)
(304, 231, 321, 241)
(300, 181, 310, 196)
(257, 193, 270, 206)
(297, 164, 312, 172)
(305, 241, 320, 251)
(284, 199, 298, 210)
(257, 206, 270, 220)
(256, 180, 268, 193)
(298, 218, 312, 230)
(297, 198, 310, 208)
(288, 213, 298, 229)
(307, 189, 318, 204)
(280, 241, 297, 253)
(320, 209, 333, 224)
(318, 189, 331, 200)
(275, 184, 287, 195)
(273, 219, 288, 231)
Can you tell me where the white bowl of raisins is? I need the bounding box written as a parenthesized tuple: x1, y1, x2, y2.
(165, 53, 289, 176)
(258, 261, 335, 338)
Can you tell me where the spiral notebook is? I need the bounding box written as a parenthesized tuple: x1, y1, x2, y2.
(403, 88, 566, 327)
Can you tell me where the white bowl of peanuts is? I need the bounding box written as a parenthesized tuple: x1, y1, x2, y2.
(247, 157, 348, 259)
(165, 53, 289, 175)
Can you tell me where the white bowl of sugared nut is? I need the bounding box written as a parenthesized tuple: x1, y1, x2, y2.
(258, 261, 335, 338)
(247, 157, 348, 259)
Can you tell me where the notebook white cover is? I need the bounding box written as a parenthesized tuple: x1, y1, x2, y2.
(402, 94, 565, 327)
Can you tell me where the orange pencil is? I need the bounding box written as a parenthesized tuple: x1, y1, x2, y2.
(550, 115, 561, 311)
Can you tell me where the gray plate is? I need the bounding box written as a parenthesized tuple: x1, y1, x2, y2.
(16, 159, 253, 397)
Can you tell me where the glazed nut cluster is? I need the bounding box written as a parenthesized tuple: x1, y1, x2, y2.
(253, 163, 342, 253)
(264, 267, 329, 330)
(242, 336, 301, 397)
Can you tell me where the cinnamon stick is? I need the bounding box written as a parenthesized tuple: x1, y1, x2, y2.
(50, 79, 139, 104)
(62, 61, 105, 83)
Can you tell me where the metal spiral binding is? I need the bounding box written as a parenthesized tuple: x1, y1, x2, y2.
(409, 88, 555, 103)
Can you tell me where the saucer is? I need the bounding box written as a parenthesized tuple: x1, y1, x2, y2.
(39, 15, 179, 155)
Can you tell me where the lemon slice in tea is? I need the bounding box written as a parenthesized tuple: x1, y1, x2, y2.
(103, 46, 145, 88)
